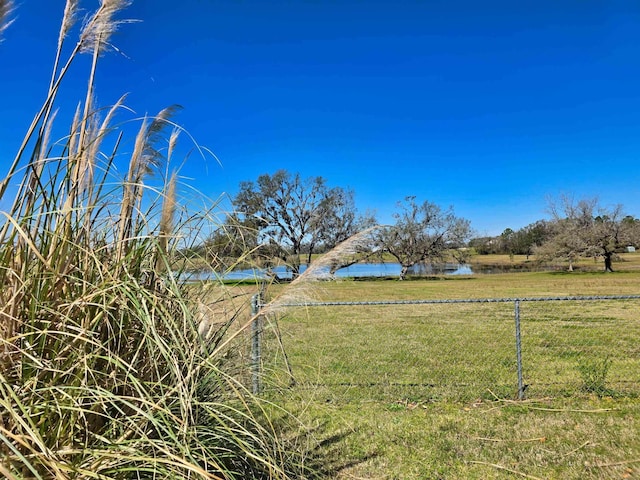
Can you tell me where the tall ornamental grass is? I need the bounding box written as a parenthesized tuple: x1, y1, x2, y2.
(0, 1, 311, 478)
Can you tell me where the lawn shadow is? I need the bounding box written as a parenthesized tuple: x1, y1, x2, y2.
(304, 426, 380, 479)
(270, 414, 379, 479)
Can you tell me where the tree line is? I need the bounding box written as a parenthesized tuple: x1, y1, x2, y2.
(195, 171, 639, 278)
(474, 196, 640, 272)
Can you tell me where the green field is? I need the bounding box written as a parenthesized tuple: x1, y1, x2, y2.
(257, 267, 640, 479)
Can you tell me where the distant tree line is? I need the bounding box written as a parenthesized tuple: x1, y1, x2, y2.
(191, 171, 640, 278)
(469, 221, 553, 257)
(471, 195, 640, 272)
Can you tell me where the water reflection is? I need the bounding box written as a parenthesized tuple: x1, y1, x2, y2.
(185, 262, 473, 282)
(407, 263, 473, 276)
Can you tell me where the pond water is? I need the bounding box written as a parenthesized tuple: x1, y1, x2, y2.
(185, 262, 473, 282)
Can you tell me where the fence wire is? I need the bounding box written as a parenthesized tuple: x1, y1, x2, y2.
(257, 295, 640, 402)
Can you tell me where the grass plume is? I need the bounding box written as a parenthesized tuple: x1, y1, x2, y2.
(262, 225, 383, 315)
(79, 0, 135, 55)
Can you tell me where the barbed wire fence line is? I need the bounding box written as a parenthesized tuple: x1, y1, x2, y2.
(249, 294, 640, 401)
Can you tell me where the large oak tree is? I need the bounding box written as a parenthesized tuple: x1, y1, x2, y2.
(378, 196, 471, 280)
(232, 170, 374, 277)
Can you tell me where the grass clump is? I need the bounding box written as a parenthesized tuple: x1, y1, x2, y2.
(0, 2, 311, 478)
(576, 355, 613, 396)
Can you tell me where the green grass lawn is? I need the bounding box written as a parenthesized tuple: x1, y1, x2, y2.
(258, 270, 640, 479)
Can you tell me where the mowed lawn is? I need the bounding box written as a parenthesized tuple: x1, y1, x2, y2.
(259, 263, 640, 479)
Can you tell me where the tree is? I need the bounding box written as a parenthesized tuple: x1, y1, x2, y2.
(537, 196, 637, 272)
(378, 196, 471, 280)
(204, 213, 260, 269)
(517, 220, 553, 257)
(313, 189, 378, 274)
(232, 170, 371, 277)
(468, 236, 498, 255)
(469, 220, 553, 257)
(500, 228, 516, 260)
(314, 189, 376, 250)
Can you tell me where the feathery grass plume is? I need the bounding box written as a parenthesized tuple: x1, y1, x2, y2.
(262, 225, 384, 315)
(59, 0, 79, 48)
(130, 105, 182, 182)
(79, 0, 134, 55)
(155, 128, 181, 274)
(115, 106, 181, 264)
(0, 0, 14, 41)
(167, 126, 180, 161)
(157, 171, 177, 272)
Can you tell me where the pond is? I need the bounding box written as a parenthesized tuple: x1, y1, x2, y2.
(185, 262, 473, 282)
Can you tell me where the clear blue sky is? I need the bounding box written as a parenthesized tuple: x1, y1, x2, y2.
(2, 0, 640, 235)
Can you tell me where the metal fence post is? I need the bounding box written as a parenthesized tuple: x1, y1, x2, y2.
(514, 299, 525, 400)
(251, 293, 263, 395)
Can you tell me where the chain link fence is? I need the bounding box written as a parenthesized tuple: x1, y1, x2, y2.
(252, 295, 640, 402)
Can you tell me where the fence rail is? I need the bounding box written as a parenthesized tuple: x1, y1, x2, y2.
(260, 294, 640, 307)
(251, 295, 640, 401)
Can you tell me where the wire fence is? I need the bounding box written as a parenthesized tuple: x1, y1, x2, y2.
(251, 295, 640, 402)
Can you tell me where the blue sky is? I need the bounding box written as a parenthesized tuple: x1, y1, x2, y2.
(2, 0, 640, 235)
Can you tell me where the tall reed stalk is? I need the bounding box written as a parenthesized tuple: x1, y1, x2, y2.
(0, 2, 311, 478)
